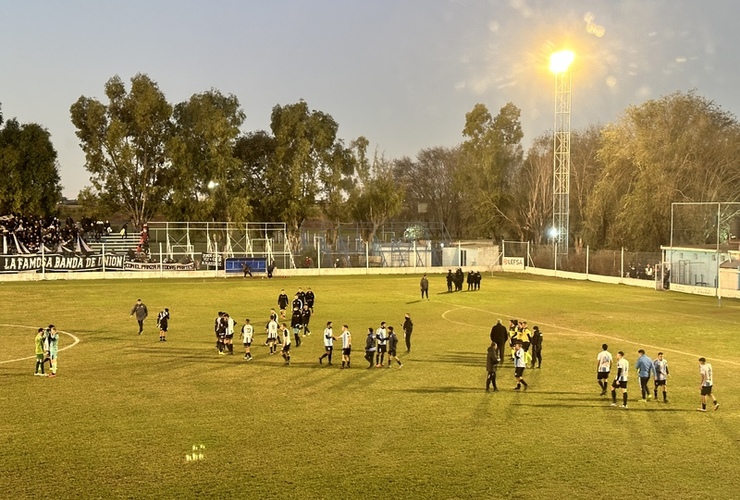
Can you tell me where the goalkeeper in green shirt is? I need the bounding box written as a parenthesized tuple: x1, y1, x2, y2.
(34, 328, 47, 376)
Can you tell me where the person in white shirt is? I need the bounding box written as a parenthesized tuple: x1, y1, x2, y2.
(240, 319, 254, 361)
(340, 324, 352, 369)
(596, 344, 612, 396)
(266, 319, 279, 355)
(513, 342, 528, 391)
(652, 352, 669, 402)
(698, 357, 719, 412)
(319, 321, 336, 366)
(610, 351, 629, 408)
(280, 323, 291, 365)
(224, 313, 236, 355)
(375, 322, 388, 367)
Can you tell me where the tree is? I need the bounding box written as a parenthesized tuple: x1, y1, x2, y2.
(457, 102, 524, 239)
(0, 118, 61, 215)
(268, 100, 342, 251)
(348, 152, 405, 244)
(166, 90, 247, 222)
(70, 74, 172, 229)
(584, 91, 740, 250)
(394, 146, 463, 238)
(511, 133, 552, 243)
(233, 130, 277, 221)
(318, 139, 355, 245)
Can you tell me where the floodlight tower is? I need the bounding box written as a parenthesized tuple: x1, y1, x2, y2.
(550, 50, 574, 256)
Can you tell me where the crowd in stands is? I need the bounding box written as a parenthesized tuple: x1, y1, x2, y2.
(0, 213, 115, 254)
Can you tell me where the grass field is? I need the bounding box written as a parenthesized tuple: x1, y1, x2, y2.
(2, 273, 739, 499)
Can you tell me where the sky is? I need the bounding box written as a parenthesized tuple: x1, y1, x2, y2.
(1, 0, 739, 198)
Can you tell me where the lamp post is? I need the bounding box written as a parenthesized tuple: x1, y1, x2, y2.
(550, 50, 574, 257)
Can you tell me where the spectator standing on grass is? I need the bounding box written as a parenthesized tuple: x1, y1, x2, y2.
(596, 344, 612, 396)
(486, 340, 500, 392)
(364, 328, 376, 368)
(319, 321, 335, 366)
(402, 313, 413, 353)
(635, 349, 654, 402)
(157, 308, 170, 342)
(653, 352, 669, 402)
(528, 326, 543, 369)
(340, 324, 352, 369)
(240, 319, 253, 361)
(130, 299, 148, 335)
(697, 357, 719, 412)
(420, 274, 429, 300)
(277, 289, 289, 319)
(610, 351, 629, 408)
(446, 270, 453, 292)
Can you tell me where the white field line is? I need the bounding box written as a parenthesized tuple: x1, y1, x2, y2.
(441, 304, 740, 368)
(0, 324, 80, 365)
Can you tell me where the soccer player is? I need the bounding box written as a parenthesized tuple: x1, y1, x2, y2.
(301, 304, 312, 336)
(596, 344, 612, 396)
(290, 307, 303, 347)
(280, 323, 291, 365)
(224, 313, 236, 355)
(266, 317, 279, 355)
(364, 328, 376, 369)
(47, 325, 59, 377)
(653, 352, 669, 402)
(375, 322, 388, 367)
(130, 298, 148, 335)
(420, 274, 429, 300)
(319, 321, 335, 366)
(697, 357, 719, 412)
(635, 349, 654, 402)
(277, 289, 289, 319)
(240, 319, 254, 360)
(610, 351, 629, 408)
(157, 308, 170, 342)
(513, 342, 528, 391)
(292, 293, 303, 312)
(386, 326, 403, 368)
(528, 326, 543, 368)
(34, 328, 47, 376)
(402, 313, 413, 353)
(214, 312, 225, 353)
(305, 287, 315, 313)
(296, 287, 306, 308)
(486, 340, 500, 391)
(339, 324, 352, 369)
(519, 321, 531, 352)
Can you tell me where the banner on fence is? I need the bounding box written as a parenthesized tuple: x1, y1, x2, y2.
(201, 253, 223, 268)
(123, 261, 195, 271)
(225, 257, 267, 274)
(502, 256, 525, 271)
(0, 254, 126, 273)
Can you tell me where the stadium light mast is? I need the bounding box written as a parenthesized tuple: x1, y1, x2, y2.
(550, 50, 574, 256)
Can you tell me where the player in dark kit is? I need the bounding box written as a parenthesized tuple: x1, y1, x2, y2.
(490, 319, 508, 362)
(290, 307, 303, 347)
(277, 290, 289, 319)
(301, 304, 312, 336)
(157, 308, 170, 342)
(486, 341, 500, 391)
(305, 287, 315, 313)
(292, 294, 303, 312)
(528, 326, 543, 368)
(364, 328, 376, 368)
(402, 313, 413, 353)
(386, 326, 403, 368)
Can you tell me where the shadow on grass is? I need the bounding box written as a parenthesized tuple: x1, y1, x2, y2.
(397, 386, 487, 394)
(511, 402, 696, 412)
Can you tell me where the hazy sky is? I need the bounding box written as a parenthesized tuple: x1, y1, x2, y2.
(1, 0, 738, 198)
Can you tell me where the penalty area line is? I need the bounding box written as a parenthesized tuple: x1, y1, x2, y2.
(0, 323, 80, 365)
(440, 304, 740, 368)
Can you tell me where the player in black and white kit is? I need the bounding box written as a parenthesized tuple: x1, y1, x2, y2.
(157, 308, 170, 342)
(240, 319, 253, 361)
(375, 322, 388, 368)
(266, 318, 279, 355)
(513, 342, 528, 391)
(339, 324, 352, 369)
(596, 344, 612, 396)
(290, 307, 303, 347)
(215, 312, 226, 354)
(319, 321, 335, 366)
(653, 352, 669, 402)
(698, 357, 719, 412)
(280, 323, 291, 365)
(610, 351, 629, 408)
(386, 326, 403, 368)
(224, 313, 236, 355)
(305, 287, 315, 313)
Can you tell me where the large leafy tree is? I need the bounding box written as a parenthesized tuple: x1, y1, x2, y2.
(457, 102, 524, 239)
(584, 91, 740, 250)
(268, 100, 342, 251)
(70, 74, 173, 228)
(0, 118, 61, 215)
(233, 130, 277, 221)
(511, 133, 552, 243)
(166, 90, 247, 221)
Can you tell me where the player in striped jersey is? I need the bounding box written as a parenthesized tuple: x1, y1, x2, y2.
(513, 342, 528, 391)
(596, 344, 612, 396)
(375, 322, 388, 367)
(157, 308, 170, 342)
(652, 352, 669, 402)
(224, 313, 236, 355)
(240, 319, 254, 360)
(339, 324, 352, 369)
(319, 321, 335, 366)
(280, 323, 291, 365)
(266, 318, 279, 355)
(698, 357, 719, 412)
(610, 351, 629, 408)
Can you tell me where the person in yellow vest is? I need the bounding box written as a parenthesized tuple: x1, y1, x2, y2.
(519, 321, 531, 352)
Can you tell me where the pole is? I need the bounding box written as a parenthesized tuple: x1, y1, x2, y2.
(554, 240, 558, 274)
(215, 240, 219, 278)
(717, 202, 721, 306)
(586, 245, 589, 278)
(318, 238, 321, 274)
(620, 247, 624, 281)
(365, 240, 369, 274)
(41, 241, 45, 280)
(160, 242, 164, 277)
(102, 242, 106, 276)
(413, 241, 417, 270)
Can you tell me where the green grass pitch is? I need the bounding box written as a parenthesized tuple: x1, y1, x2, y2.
(2, 273, 739, 499)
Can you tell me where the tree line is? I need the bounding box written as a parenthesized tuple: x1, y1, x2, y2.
(5, 73, 740, 253)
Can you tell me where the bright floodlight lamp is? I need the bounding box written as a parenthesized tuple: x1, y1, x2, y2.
(549, 50, 575, 74)
(550, 49, 574, 256)
(207, 180, 219, 190)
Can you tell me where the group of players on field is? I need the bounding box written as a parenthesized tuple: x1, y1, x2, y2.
(596, 344, 719, 411)
(486, 319, 543, 392)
